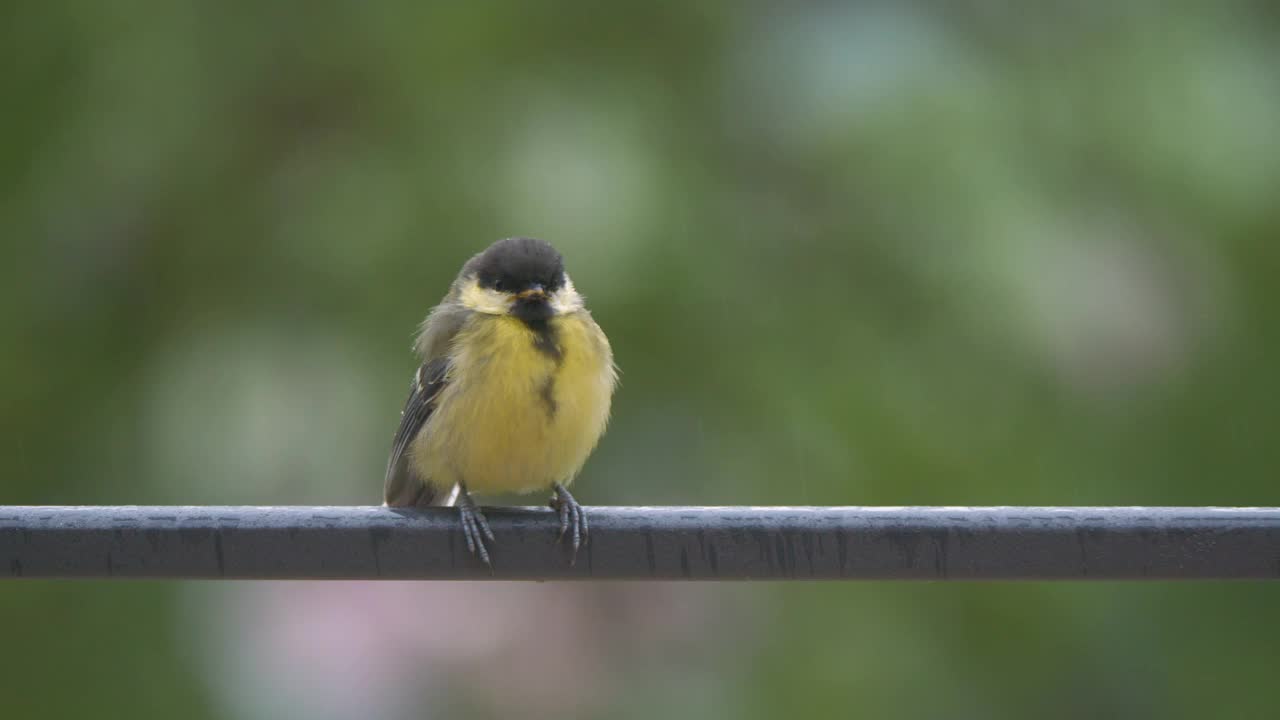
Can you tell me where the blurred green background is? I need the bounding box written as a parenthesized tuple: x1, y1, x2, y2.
(4, 2, 1280, 718)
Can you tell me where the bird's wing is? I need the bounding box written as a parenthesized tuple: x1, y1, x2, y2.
(383, 357, 450, 507)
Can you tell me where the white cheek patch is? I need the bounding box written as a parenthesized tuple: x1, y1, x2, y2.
(458, 281, 511, 315)
(550, 276, 585, 314)
(459, 275, 585, 316)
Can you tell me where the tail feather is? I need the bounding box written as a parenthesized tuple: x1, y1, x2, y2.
(383, 464, 458, 508)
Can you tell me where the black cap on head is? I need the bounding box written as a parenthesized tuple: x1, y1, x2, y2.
(466, 237, 566, 293)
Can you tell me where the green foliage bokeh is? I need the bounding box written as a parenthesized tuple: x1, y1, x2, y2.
(3, 2, 1279, 718)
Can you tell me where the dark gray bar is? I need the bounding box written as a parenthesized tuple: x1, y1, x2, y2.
(1, 506, 1278, 580)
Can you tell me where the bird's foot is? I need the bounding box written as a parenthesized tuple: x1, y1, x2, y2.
(457, 491, 495, 568)
(549, 483, 588, 565)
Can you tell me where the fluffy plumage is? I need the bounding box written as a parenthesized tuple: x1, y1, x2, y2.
(383, 238, 616, 564)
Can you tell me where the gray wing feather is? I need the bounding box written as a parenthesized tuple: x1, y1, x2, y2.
(415, 302, 470, 360)
(383, 357, 450, 507)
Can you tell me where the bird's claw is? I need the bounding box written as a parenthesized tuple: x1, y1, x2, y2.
(458, 493, 495, 568)
(550, 484, 588, 565)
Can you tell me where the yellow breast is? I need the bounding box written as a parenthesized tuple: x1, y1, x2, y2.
(410, 312, 616, 496)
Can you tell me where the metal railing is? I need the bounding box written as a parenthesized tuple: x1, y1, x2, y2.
(3, 506, 1278, 580)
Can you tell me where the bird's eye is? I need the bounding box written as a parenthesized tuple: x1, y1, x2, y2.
(493, 279, 508, 292)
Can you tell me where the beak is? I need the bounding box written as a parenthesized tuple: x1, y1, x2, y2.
(515, 284, 547, 301)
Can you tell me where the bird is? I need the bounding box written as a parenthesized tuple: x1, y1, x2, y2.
(383, 237, 617, 566)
